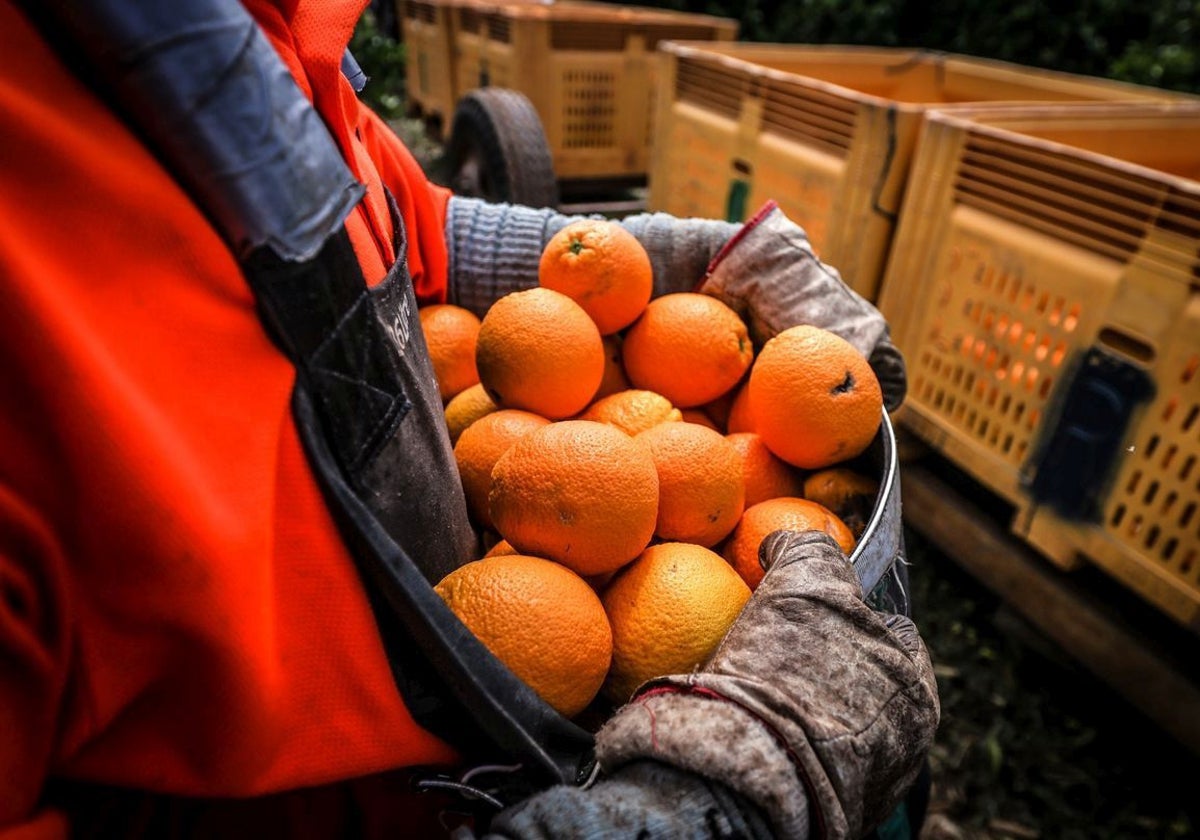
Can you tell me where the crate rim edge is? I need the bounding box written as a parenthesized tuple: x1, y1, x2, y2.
(658, 40, 930, 114)
(657, 40, 1197, 110)
(472, 2, 738, 30)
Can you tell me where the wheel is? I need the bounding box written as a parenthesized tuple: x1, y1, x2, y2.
(441, 88, 559, 209)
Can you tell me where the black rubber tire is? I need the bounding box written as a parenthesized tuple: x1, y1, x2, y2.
(442, 88, 559, 209)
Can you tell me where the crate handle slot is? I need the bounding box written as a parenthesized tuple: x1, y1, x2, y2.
(1028, 345, 1156, 521)
(1097, 326, 1157, 366)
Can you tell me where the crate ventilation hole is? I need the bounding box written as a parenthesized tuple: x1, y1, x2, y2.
(562, 70, 616, 149)
(955, 132, 1200, 280)
(674, 57, 855, 159)
(913, 259, 1079, 466)
(1107, 351, 1200, 582)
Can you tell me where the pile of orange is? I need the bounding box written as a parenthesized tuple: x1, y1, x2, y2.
(421, 217, 886, 720)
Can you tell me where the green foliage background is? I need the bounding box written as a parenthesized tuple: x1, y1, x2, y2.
(355, 0, 1200, 107)
(352, 9, 408, 118)
(633, 0, 1200, 93)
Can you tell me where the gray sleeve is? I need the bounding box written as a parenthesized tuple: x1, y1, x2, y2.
(444, 196, 740, 317)
(443, 197, 575, 317)
(481, 760, 775, 840)
(619, 212, 740, 298)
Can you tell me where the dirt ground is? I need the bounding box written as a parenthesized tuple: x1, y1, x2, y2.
(906, 527, 1199, 840)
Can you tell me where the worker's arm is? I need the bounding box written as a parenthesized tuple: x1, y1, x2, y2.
(442, 195, 737, 314)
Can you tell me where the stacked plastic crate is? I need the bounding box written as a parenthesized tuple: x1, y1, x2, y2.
(877, 102, 1200, 631)
(646, 44, 1187, 302)
(399, 0, 737, 183)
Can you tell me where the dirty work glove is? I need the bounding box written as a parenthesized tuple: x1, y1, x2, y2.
(698, 200, 906, 410)
(482, 759, 774, 839)
(483, 531, 940, 840)
(445, 196, 737, 314)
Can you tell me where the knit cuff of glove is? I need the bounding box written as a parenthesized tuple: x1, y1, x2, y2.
(595, 690, 813, 839)
(444, 196, 564, 317)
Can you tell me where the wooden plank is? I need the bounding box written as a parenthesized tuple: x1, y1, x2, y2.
(556, 197, 648, 216)
(901, 458, 1200, 756)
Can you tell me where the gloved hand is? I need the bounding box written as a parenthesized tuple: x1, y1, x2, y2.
(444, 197, 905, 409)
(697, 201, 906, 411)
(483, 530, 940, 840)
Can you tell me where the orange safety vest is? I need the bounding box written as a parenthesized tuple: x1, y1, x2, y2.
(0, 0, 497, 834)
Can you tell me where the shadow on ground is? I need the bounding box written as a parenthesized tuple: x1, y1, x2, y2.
(908, 528, 1198, 839)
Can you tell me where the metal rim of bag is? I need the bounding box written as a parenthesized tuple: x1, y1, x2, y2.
(851, 410, 910, 616)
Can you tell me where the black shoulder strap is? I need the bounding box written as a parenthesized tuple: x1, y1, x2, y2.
(244, 232, 597, 789)
(14, 0, 594, 790)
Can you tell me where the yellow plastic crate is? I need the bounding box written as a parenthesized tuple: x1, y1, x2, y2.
(647, 44, 1190, 302)
(876, 101, 1200, 631)
(399, 0, 461, 128)
(452, 2, 737, 183)
(399, 0, 547, 134)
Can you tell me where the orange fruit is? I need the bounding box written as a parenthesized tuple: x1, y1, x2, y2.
(726, 432, 806, 507)
(804, 467, 879, 538)
(594, 334, 632, 401)
(475, 287, 605, 420)
(622, 293, 754, 408)
(679, 408, 719, 430)
(444, 382, 498, 445)
(723, 497, 857, 590)
(419, 303, 481, 402)
(634, 422, 745, 547)
(538, 219, 653, 335)
(579, 389, 682, 437)
(483, 538, 519, 557)
(748, 325, 882, 469)
(489, 420, 659, 577)
(584, 570, 617, 593)
(724, 380, 756, 434)
(454, 409, 551, 530)
(601, 542, 751, 703)
(435, 554, 612, 717)
(700, 389, 737, 432)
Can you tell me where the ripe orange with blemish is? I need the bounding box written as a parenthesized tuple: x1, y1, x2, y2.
(748, 325, 882, 469)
